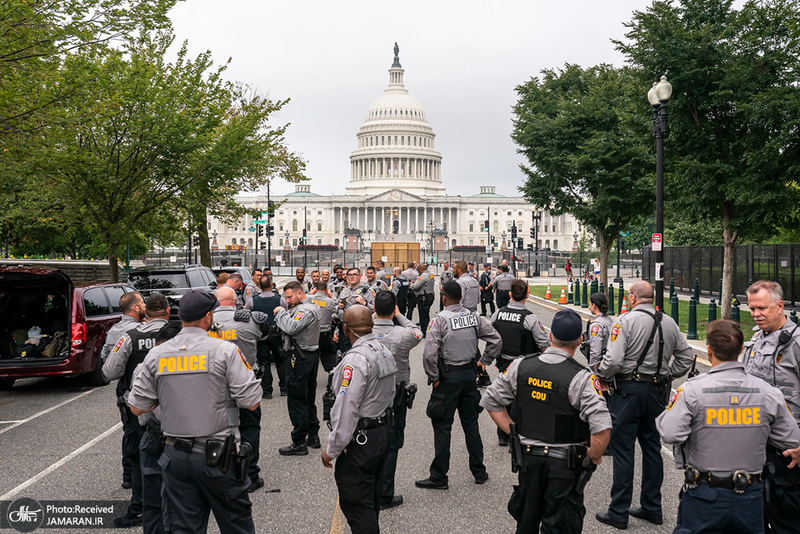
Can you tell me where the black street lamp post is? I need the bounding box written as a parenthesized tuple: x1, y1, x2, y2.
(648, 73, 672, 311)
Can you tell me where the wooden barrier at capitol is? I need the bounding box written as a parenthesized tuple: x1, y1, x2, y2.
(370, 242, 421, 270)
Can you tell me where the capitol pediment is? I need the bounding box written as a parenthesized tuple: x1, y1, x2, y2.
(366, 189, 426, 203)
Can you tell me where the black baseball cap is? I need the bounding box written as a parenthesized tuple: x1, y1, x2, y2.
(145, 293, 169, 314)
(550, 309, 582, 342)
(178, 290, 219, 322)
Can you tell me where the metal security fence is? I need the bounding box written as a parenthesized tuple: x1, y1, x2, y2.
(642, 244, 800, 305)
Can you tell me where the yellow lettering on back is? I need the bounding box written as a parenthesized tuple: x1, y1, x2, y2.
(706, 408, 717, 425)
(159, 358, 168, 373)
(527, 377, 553, 389)
(743, 408, 752, 425)
(189, 355, 198, 370)
(753, 407, 761, 425)
(706, 406, 762, 426)
(167, 358, 176, 373)
(199, 354, 207, 370)
(531, 390, 548, 401)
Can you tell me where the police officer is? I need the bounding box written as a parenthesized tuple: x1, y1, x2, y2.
(321, 269, 331, 287)
(416, 281, 502, 490)
(491, 279, 550, 446)
(480, 308, 611, 534)
(275, 281, 322, 455)
(210, 286, 268, 493)
(128, 290, 262, 534)
(586, 292, 613, 371)
(743, 280, 800, 533)
(492, 264, 515, 309)
(401, 261, 418, 320)
(243, 270, 262, 310)
(439, 261, 454, 312)
(310, 269, 321, 288)
(657, 319, 800, 534)
(307, 281, 339, 372)
(337, 267, 376, 353)
(365, 266, 389, 292)
(454, 260, 480, 313)
(224, 273, 245, 309)
(596, 281, 694, 529)
(322, 305, 396, 533)
(250, 273, 287, 398)
(375, 260, 392, 287)
(479, 263, 496, 316)
(104, 293, 170, 528)
(373, 291, 423, 510)
(295, 267, 312, 293)
(101, 292, 146, 490)
(391, 267, 411, 316)
(328, 265, 347, 298)
(411, 263, 435, 336)
(467, 261, 479, 280)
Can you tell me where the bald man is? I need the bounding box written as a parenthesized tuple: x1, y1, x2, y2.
(323, 305, 396, 533)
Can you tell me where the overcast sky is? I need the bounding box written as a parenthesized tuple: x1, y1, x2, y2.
(169, 0, 651, 198)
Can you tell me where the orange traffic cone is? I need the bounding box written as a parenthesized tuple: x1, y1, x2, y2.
(545, 284, 552, 300)
(620, 296, 628, 314)
(559, 287, 567, 304)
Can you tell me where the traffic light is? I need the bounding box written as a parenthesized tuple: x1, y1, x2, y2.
(485, 220, 490, 232)
(527, 244, 533, 251)
(260, 242, 266, 250)
(530, 228, 535, 239)
(256, 224, 264, 237)
(192, 235, 199, 247)
(393, 220, 399, 234)
(518, 238, 523, 249)
(302, 229, 307, 243)
(511, 225, 517, 239)
(266, 224, 274, 237)
(490, 236, 496, 245)
(267, 200, 276, 218)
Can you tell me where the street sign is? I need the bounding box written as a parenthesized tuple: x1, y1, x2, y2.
(652, 233, 663, 252)
(248, 227, 255, 232)
(620, 231, 630, 236)
(253, 220, 266, 224)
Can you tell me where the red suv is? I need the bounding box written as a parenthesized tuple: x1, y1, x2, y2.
(0, 266, 135, 390)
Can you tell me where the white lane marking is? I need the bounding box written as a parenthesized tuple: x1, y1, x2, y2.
(0, 421, 26, 424)
(0, 422, 122, 500)
(0, 389, 99, 435)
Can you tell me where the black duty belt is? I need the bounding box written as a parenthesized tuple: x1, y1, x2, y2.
(356, 413, 391, 430)
(445, 362, 473, 371)
(165, 436, 208, 455)
(617, 372, 666, 384)
(522, 445, 570, 460)
(698, 471, 762, 488)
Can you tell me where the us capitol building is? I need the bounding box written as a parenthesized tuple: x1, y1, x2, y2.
(209, 45, 580, 255)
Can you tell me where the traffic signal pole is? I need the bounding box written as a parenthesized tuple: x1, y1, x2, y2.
(267, 182, 272, 270)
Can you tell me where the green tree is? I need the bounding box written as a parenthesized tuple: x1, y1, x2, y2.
(512, 64, 653, 292)
(617, 0, 800, 317)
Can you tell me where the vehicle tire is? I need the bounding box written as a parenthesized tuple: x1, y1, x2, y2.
(0, 378, 16, 390)
(88, 356, 109, 387)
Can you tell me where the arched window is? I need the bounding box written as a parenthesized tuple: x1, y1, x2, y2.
(545, 239, 550, 248)
(306, 223, 311, 232)
(231, 238, 237, 245)
(401, 136, 404, 145)
(292, 220, 298, 231)
(507, 221, 512, 231)
(334, 238, 340, 248)
(493, 221, 499, 233)
(413, 137, 417, 146)
(381, 136, 384, 144)
(317, 222, 322, 231)
(394, 136, 398, 144)
(451, 239, 457, 248)
(537, 239, 542, 248)
(469, 222, 474, 232)
(248, 238, 253, 247)
(553, 239, 559, 250)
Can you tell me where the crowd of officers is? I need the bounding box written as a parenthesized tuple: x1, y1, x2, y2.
(98, 261, 800, 534)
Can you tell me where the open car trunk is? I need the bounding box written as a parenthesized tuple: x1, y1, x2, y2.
(0, 268, 73, 363)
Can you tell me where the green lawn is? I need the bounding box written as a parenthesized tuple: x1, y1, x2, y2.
(528, 283, 756, 340)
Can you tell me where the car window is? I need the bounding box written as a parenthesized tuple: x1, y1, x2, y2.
(103, 285, 126, 313)
(84, 288, 110, 317)
(128, 273, 187, 290)
(187, 269, 205, 288)
(200, 269, 215, 286)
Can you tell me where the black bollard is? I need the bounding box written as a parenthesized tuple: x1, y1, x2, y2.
(671, 294, 679, 324)
(582, 280, 589, 309)
(708, 298, 717, 323)
(688, 299, 698, 340)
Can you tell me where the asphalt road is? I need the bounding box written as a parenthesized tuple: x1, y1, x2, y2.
(0, 293, 707, 533)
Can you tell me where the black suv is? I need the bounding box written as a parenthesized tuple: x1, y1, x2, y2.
(126, 265, 217, 320)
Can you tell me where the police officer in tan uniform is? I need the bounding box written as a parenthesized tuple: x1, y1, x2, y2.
(129, 290, 262, 534)
(586, 292, 614, 371)
(481, 309, 611, 534)
(322, 305, 396, 533)
(658, 319, 800, 534)
(416, 281, 502, 490)
(410, 263, 435, 336)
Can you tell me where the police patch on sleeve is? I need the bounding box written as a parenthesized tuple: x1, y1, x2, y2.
(294, 312, 304, 321)
(113, 336, 125, 353)
(667, 387, 683, 411)
(413, 329, 421, 340)
(591, 324, 600, 337)
(590, 375, 604, 395)
(341, 365, 353, 388)
(610, 324, 621, 342)
(237, 348, 252, 371)
(427, 320, 434, 332)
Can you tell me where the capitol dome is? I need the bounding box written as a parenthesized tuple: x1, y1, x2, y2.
(346, 44, 445, 197)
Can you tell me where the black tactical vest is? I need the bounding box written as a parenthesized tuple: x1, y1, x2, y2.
(251, 292, 281, 324)
(516, 356, 590, 444)
(122, 327, 159, 392)
(493, 306, 539, 357)
(395, 277, 409, 299)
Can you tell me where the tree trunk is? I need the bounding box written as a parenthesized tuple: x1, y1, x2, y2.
(597, 230, 613, 294)
(720, 204, 738, 320)
(108, 254, 119, 283)
(198, 215, 212, 267)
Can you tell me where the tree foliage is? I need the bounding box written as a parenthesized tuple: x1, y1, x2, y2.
(512, 64, 653, 291)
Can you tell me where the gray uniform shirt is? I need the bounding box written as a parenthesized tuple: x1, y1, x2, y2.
(367, 279, 389, 293)
(598, 304, 694, 379)
(336, 284, 375, 319)
(440, 268, 454, 284)
(480, 348, 612, 446)
(376, 269, 392, 287)
(210, 306, 265, 366)
(744, 318, 800, 425)
(411, 270, 436, 295)
(457, 273, 481, 313)
(422, 304, 502, 382)
(492, 272, 515, 292)
(128, 326, 262, 439)
(491, 301, 550, 359)
(328, 278, 347, 298)
(275, 301, 320, 351)
(373, 315, 423, 384)
(326, 334, 397, 459)
(103, 318, 169, 383)
(401, 268, 419, 294)
(656, 361, 800, 473)
(588, 314, 614, 370)
(305, 294, 337, 333)
(101, 315, 139, 361)
(243, 282, 261, 310)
